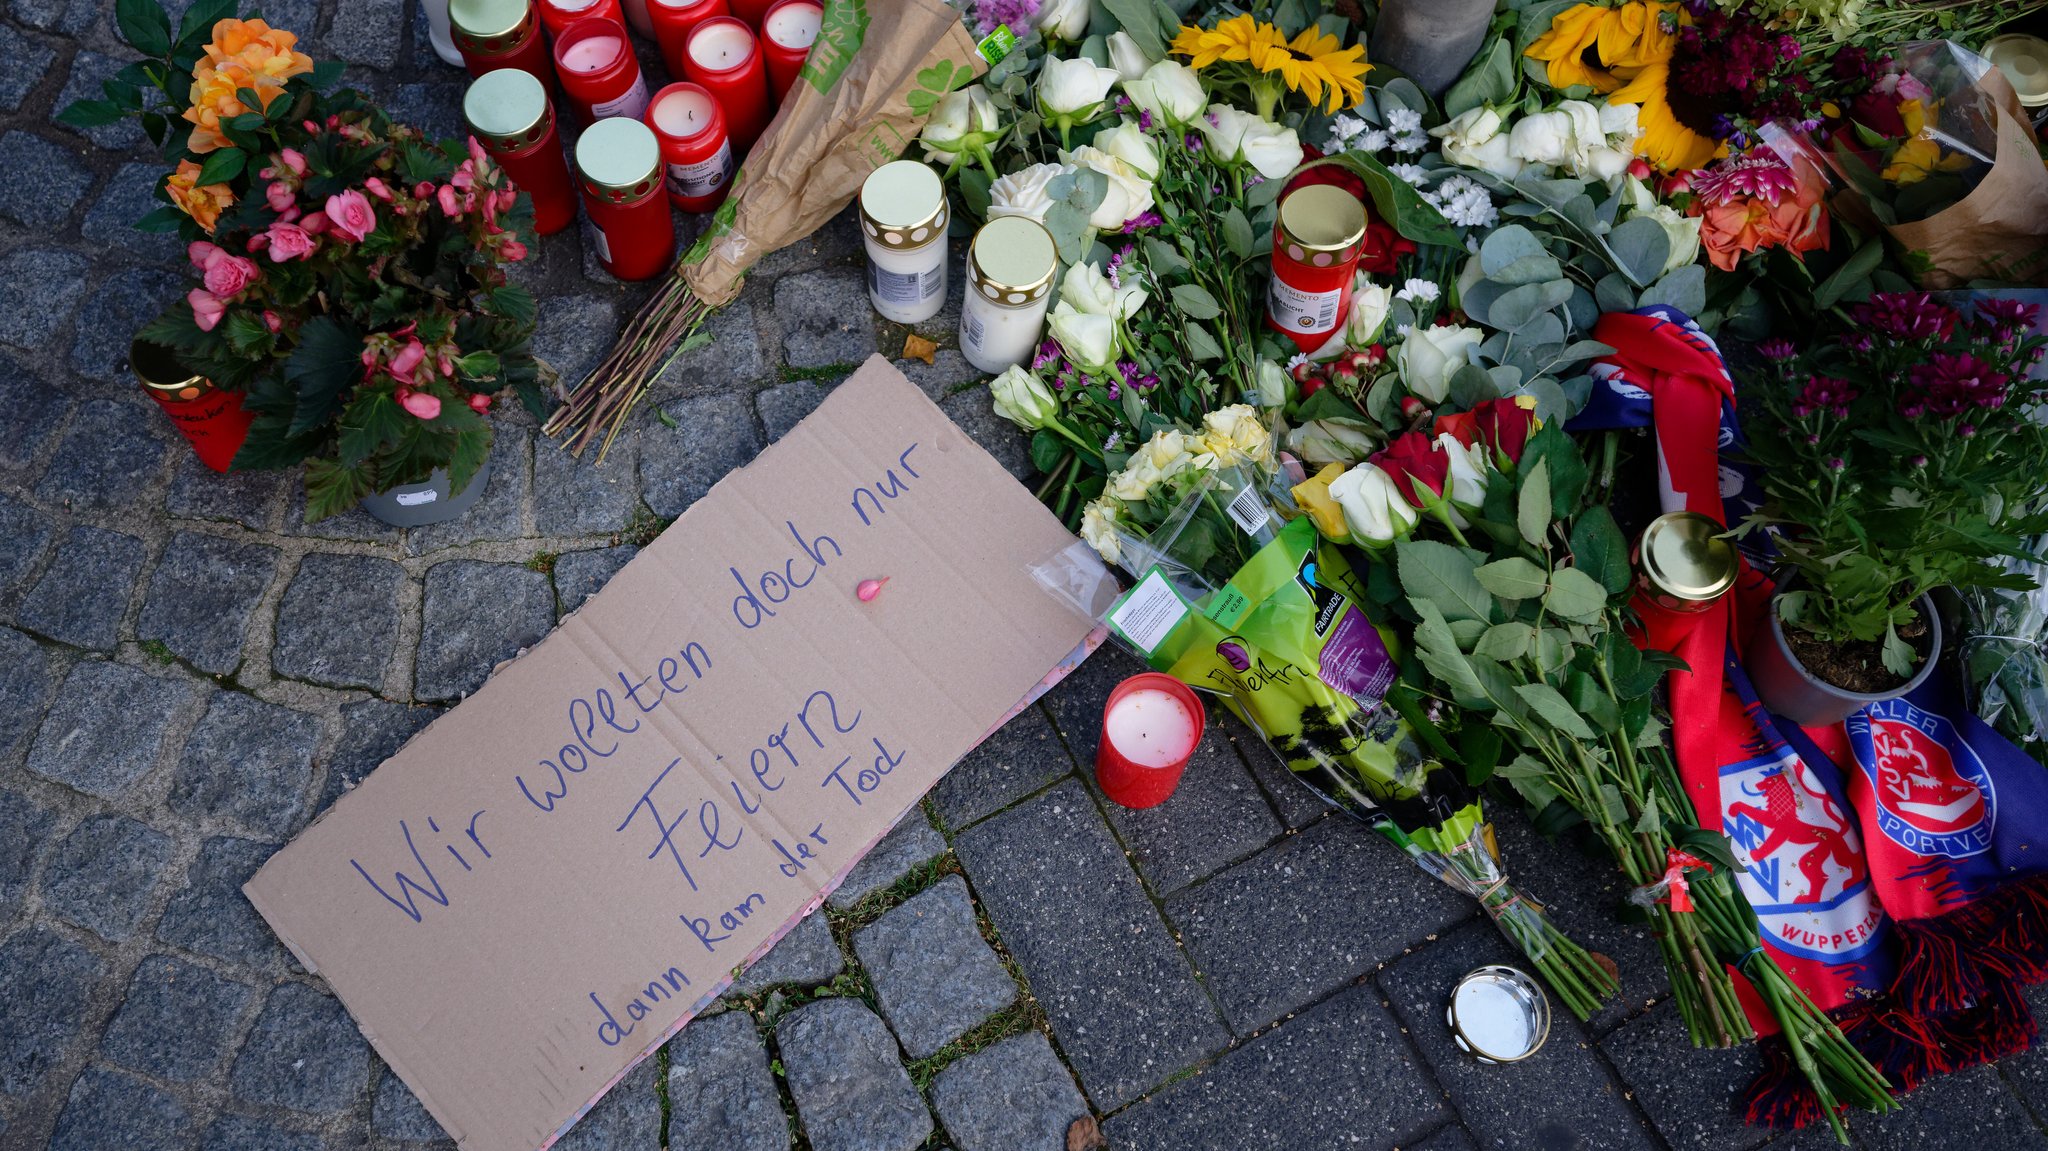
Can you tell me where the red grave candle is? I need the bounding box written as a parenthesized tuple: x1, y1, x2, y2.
(450, 0, 554, 83)
(727, 0, 775, 27)
(553, 17, 650, 125)
(575, 117, 675, 280)
(648, 0, 728, 80)
(131, 340, 253, 473)
(1265, 184, 1369, 357)
(646, 83, 735, 212)
(464, 68, 577, 236)
(686, 17, 770, 151)
(537, 0, 625, 39)
(760, 0, 820, 104)
(1095, 673, 1205, 809)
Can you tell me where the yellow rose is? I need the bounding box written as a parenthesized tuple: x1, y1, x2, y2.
(166, 159, 236, 233)
(1201, 404, 1271, 468)
(1290, 463, 1353, 544)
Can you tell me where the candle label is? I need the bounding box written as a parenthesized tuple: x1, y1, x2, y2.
(666, 139, 734, 198)
(960, 303, 986, 352)
(1106, 568, 1191, 657)
(1266, 278, 1342, 334)
(866, 262, 942, 308)
(593, 73, 651, 120)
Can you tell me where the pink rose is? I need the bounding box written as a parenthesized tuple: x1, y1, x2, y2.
(396, 387, 442, 420)
(188, 288, 226, 332)
(467, 392, 493, 414)
(266, 181, 296, 213)
(201, 251, 259, 298)
(187, 241, 226, 270)
(265, 221, 317, 262)
(325, 189, 377, 243)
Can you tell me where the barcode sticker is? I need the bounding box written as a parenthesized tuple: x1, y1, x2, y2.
(1267, 279, 1343, 335)
(868, 264, 940, 306)
(961, 304, 986, 352)
(1107, 568, 1191, 656)
(1225, 484, 1271, 536)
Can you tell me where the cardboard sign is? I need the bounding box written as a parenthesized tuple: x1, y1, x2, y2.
(246, 357, 1094, 1151)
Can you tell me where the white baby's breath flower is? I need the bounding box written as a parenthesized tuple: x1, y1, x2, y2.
(1387, 162, 1429, 186)
(1360, 129, 1391, 153)
(1385, 108, 1422, 134)
(1395, 278, 1439, 304)
(1327, 114, 1367, 147)
(1390, 130, 1429, 153)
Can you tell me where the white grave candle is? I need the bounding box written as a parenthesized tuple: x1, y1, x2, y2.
(1100, 688, 1200, 768)
(763, 1, 820, 48)
(651, 85, 713, 137)
(689, 19, 753, 70)
(558, 32, 624, 73)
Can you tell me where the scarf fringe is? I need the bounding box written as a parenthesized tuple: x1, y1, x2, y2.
(1893, 872, 2048, 1015)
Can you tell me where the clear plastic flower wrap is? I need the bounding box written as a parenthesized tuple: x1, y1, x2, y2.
(1961, 546, 2048, 752)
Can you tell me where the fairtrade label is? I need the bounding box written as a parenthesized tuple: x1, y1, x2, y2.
(592, 74, 650, 121)
(1268, 279, 1342, 334)
(667, 140, 735, 198)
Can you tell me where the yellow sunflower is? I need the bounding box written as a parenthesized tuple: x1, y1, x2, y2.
(1172, 16, 1369, 114)
(1170, 14, 1265, 70)
(1608, 61, 1721, 171)
(1524, 1, 1679, 93)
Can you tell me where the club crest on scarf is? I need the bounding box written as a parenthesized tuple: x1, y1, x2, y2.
(1721, 748, 1885, 962)
(1847, 699, 1997, 859)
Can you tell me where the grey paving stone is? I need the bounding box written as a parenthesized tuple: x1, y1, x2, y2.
(387, 79, 467, 143)
(759, 379, 835, 440)
(777, 269, 879, 369)
(0, 131, 92, 228)
(1039, 643, 1151, 769)
(0, 926, 105, 1097)
(0, 248, 90, 351)
(156, 835, 286, 968)
(15, 525, 145, 651)
(896, 350, 981, 403)
(534, 432, 640, 536)
(1089, 708, 1281, 896)
(415, 560, 554, 700)
(640, 390, 761, 518)
(666, 1011, 788, 1151)
(0, 497, 47, 595)
(952, 778, 1227, 1109)
(552, 1055, 663, 1151)
(100, 953, 255, 1082)
(1104, 982, 1449, 1151)
(653, 300, 768, 401)
(0, 24, 57, 110)
(0, 626, 51, 756)
(0, 365, 70, 468)
(83, 160, 182, 264)
(12, 0, 95, 36)
(930, 705, 1071, 831)
(317, 697, 442, 816)
(165, 451, 290, 529)
(230, 982, 373, 1114)
(35, 398, 169, 512)
(374, 1070, 449, 1142)
(171, 692, 322, 837)
(409, 427, 532, 553)
(854, 876, 1016, 1059)
(325, 0, 404, 68)
(41, 814, 173, 941)
(1601, 1001, 1833, 1151)
(1379, 922, 1658, 1151)
(827, 813, 947, 910)
(931, 1031, 1088, 1151)
(1167, 815, 1471, 1033)
(1408, 1126, 1480, 1151)
(287, 488, 403, 541)
(0, 788, 54, 913)
(202, 1113, 327, 1151)
(941, 388, 1034, 483)
(2001, 982, 2048, 1123)
(49, 1065, 196, 1151)
(1861, 1064, 2048, 1150)
(751, 206, 863, 279)
(535, 295, 620, 390)
(56, 50, 143, 150)
(729, 907, 843, 996)
(72, 265, 186, 381)
(138, 531, 280, 674)
(27, 661, 187, 799)
(272, 554, 405, 689)
(776, 997, 931, 1151)
(554, 545, 638, 618)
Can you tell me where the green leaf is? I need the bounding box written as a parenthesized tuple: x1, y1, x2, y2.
(283, 317, 366, 439)
(1171, 284, 1222, 320)
(1517, 457, 1551, 549)
(1184, 322, 1223, 361)
(484, 284, 538, 326)
(57, 99, 126, 128)
(1515, 682, 1596, 740)
(1570, 505, 1632, 596)
(1605, 214, 1670, 287)
(1637, 264, 1705, 314)
(1458, 724, 1504, 787)
(1443, 36, 1515, 118)
(1029, 429, 1066, 474)
(1411, 599, 1488, 708)
(336, 391, 407, 467)
(1102, 0, 1168, 58)
(1677, 827, 1744, 874)
(311, 58, 345, 88)
(1633, 791, 1663, 837)
(1396, 539, 1496, 624)
(178, 0, 239, 45)
(1814, 239, 1884, 308)
(116, 0, 173, 55)
(1488, 279, 1573, 333)
(1544, 566, 1608, 623)
(1881, 623, 1917, 677)
(1294, 153, 1462, 247)
(1474, 621, 1535, 661)
(195, 148, 245, 187)
(1520, 423, 1588, 518)
(960, 167, 992, 217)
(1222, 207, 1255, 260)
(1476, 557, 1547, 601)
(1144, 236, 1189, 276)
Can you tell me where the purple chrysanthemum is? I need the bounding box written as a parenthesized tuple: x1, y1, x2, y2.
(1855, 292, 1959, 343)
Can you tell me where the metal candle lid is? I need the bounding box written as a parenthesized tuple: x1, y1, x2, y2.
(1986, 34, 2048, 108)
(968, 217, 1056, 304)
(450, 0, 534, 46)
(130, 338, 210, 400)
(1447, 965, 1550, 1064)
(1640, 511, 1738, 603)
(1278, 184, 1367, 258)
(576, 116, 662, 199)
(859, 161, 946, 250)
(464, 68, 551, 148)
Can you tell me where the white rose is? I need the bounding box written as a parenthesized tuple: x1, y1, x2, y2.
(1035, 0, 1088, 41)
(1134, 429, 1191, 474)
(1438, 113, 1524, 180)
(1250, 358, 1291, 407)
(1344, 280, 1393, 345)
(1554, 101, 1605, 168)
(1111, 457, 1165, 501)
(1122, 61, 1206, 128)
(1062, 144, 1155, 229)
(1107, 30, 1155, 81)
(1637, 203, 1702, 274)
(1202, 404, 1272, 467)
(1060, 260, 1148, 320)
(1198, 104, 1302, 181)
(1094, 120, 1161, 179)
(1430, 106, 1504, 151)
(1396, 323, 1484, 404)
(1048, 300, 1119, 375)
(1081, 496, 1124, 563)
(1436, 432, 1489, 510)
(1620, 174, 1657, 212)
(1288, 419, 1379, 467)
(1038, 56, 1121, 118)
(1581, 144, 1632, 184)
(988, 162, 1071, 223)
(919, 86, 999, 165)
(989, 364, 1057, 430)
(1507, 109, 1575, 168)
(1599, 101, 1641, 147)
(1327, 462, 1419, 544)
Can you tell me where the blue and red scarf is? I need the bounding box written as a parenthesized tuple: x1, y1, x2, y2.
(1572, 306, 2048, 1127)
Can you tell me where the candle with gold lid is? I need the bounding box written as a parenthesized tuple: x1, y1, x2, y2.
(961, 216, 1056, 374)
(131, 338, 254, 473)
(450, 0, 553, 83)
(464, 68, 577, 235)
(575, 117, 675, 281)
(1266, 184, 1368, 356)
(858, 160, 948, 324)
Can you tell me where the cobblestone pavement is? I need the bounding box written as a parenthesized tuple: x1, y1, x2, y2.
(6, 3, 2048, 1150)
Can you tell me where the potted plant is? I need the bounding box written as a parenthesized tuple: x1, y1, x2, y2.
(1738, 291, 2048, 725)
(60, 1, 543, 525)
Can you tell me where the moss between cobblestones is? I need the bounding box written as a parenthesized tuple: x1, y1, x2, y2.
(523, 551, 557, 574)
(139, 638, 174, 664)
(779, 361, 865, 384)
(615, 507, 671, 549)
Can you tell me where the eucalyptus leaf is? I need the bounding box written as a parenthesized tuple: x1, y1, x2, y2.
(1594, 272, 1637, 314)
(1606, 214, 1671, 287)
(1448, 363, 1496, 410)
(1479, 225, 1547, 277)
(1638, 263, 1706, 315)
(1444, 37, 1516, 118)
(1489, 279, 1574, 332)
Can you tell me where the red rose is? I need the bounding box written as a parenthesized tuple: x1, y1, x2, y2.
(1372, 430, 1447, 507)
(1433, 410, 1480, 447)
(1473, 397, 1537, 467)
(1284, 144, 1369, 202)
(1358, 219, 1415, 276)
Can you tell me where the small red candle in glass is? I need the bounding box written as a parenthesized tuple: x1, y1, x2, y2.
(648, 0, 728, 80)
(131, 340, 253, 472)
(727, 0, 775, 27)
(553, 17, 650, 125)
(450, 0, 554, 83)
(1266, 184, 1368, 357)
(646, 83, 735, 212)
(575, 116, 675, 281)
(687, 17, 770, 151)
(537, 0, 625, 39)
(759, 0, 820, 104)
(1095, 673, 1206, 809)
(464, 67, 577, 236)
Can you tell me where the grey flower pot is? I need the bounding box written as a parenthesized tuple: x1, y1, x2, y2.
(1371, 0, 1497, 98)
(1744, 591, 1943, 727)
(358, 457, 494, 528)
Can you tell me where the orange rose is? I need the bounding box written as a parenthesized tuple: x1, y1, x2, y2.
(182, 19, 313, 153)
(166, 159, 236, 233)
(203, 19, 315, 83)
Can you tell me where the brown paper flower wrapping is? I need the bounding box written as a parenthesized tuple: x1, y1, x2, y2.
(1887, 68, 2048, 288)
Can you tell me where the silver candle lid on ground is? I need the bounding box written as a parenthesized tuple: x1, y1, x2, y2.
(1446, 965, 1551, 1063)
